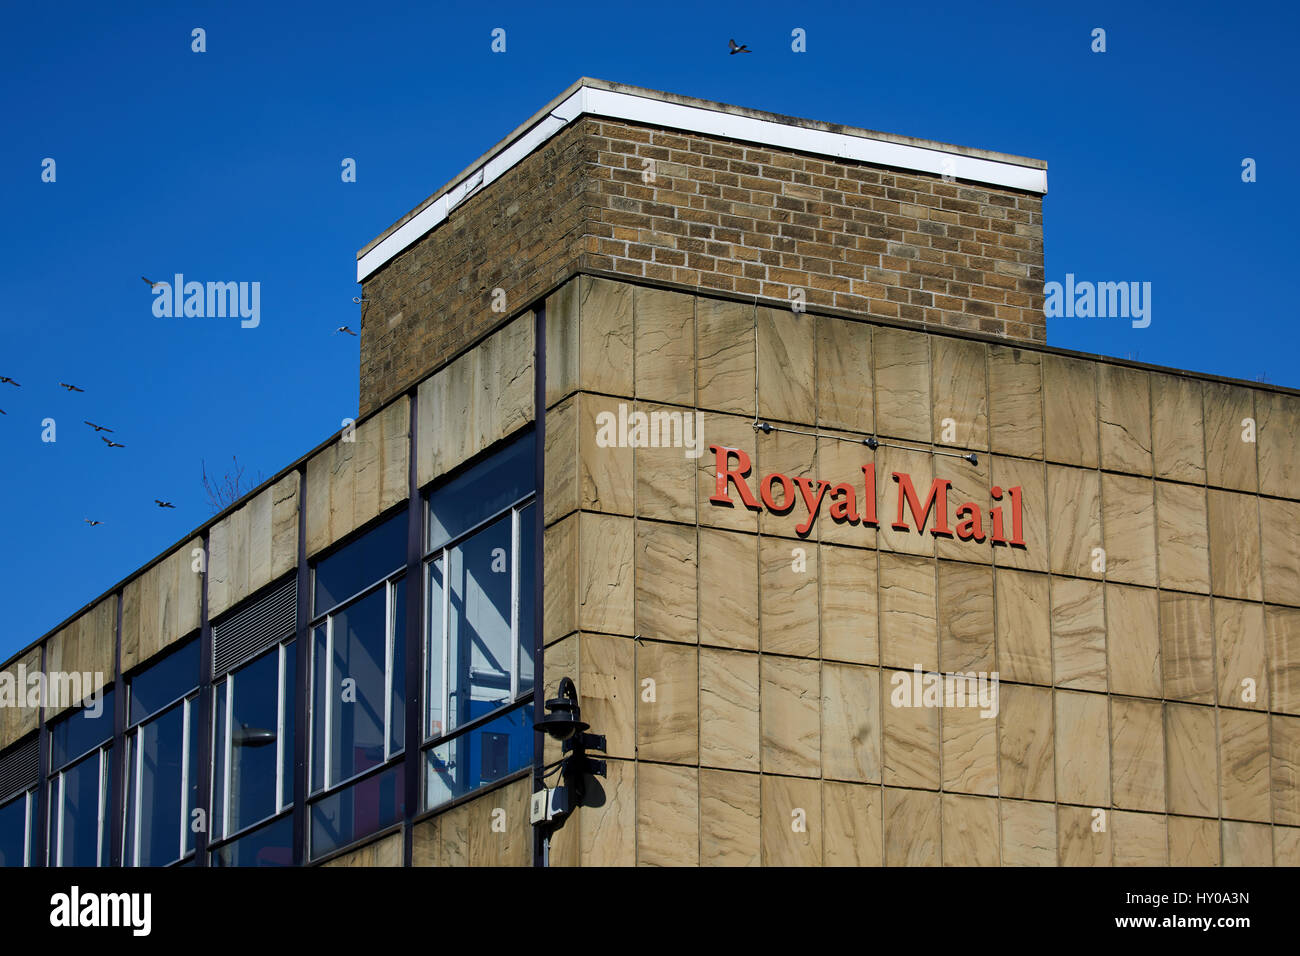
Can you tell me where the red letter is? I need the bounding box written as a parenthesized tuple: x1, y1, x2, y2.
(793, 477, 829, 536)
(709, 444, 761, 510)
(954, 502, 985, 542)
(989, 485, 1007, 545)
(828, 483, 859, 523)
(761, 472, 797, 514)
(861, 464, 878, 527)
(892, 473, 953, 536)
(1006, 485, 1026, 547)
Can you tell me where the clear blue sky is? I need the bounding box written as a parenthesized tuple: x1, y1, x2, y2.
(1, 0, 1295, 659)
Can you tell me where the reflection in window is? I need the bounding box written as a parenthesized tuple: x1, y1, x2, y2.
(48, 692, 115, 867)
(0, 790, 33, 867)
(50, 687, 114, 770)
(313, 512, 405, 616)
(308, 513, 407, 858)
(310, 764, 403, 861)
(128, 639, 199, 724)
(124, 642, 199, 867)
(212, 641, 294, 843)
(423, 431, 536, 811)
(311, 579, 405, 793)
(211, 814, 293, 867)
(425, 701, 533, 809)
(49, 748, 111, 866)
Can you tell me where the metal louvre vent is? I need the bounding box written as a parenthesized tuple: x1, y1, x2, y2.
(212, 576, 297, 676)
(0, 737, 38, 804)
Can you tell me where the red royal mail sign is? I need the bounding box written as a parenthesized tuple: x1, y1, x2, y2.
(708, 444, 1025, 546)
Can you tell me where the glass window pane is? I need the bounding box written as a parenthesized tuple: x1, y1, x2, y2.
(309, 764, 404, 861)
(0, 793, 28, 867)
(517, 502, 536, 697)
(133, 705, 187, 866)
(57, 750, 106, 866)
(128, 639, 198, 725)
(185, 698, 198, 857)
(280, 642, 296, 811)
(426, 558, 444, 740)
(227, 650, 281, 834)
(448, 515, 513, 731)
(311, 625, 328, 793)
(428, 430, 535, 552)
(424, 701, 533, 810)
(49, 689, 114, 771)
(313, 512, 405, 616)
(211, 814, 293, 867)
(389, 578, 405, 758)
(123, 733, 136, 859)
(212, 682, 227, 841)
(314, 589, 387, 788)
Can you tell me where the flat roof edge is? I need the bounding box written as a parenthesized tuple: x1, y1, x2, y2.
(355, 78, 1049, 282)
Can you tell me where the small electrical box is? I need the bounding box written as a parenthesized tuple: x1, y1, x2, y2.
(530, 786, 570, 824)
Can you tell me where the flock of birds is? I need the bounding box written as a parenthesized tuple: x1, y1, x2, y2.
(0, 374, 175, 525)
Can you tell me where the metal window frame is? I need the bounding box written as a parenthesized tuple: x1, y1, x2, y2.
(124, 637, 201, 731)
(23, 789, 32, 867)
(309, 569, 405, 797)
(123, 691, 197, 867)
(276, 642, 288, 812)
(421, 494, 535, 752)
(210, 637, 295, 848)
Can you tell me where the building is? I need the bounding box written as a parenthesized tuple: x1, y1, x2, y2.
(1, 78, 1298, 867)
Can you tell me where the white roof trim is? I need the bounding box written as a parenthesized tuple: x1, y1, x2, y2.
(357, 86, 1048, 282)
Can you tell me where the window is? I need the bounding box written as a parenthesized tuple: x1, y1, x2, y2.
(47, 688, 114, 867)
(212, 641, 295, 846)
(423, 431, 536, 810)
(124, 640, 199, 866)
(308, 511, 407, 858)
(0, 789, 34, 867)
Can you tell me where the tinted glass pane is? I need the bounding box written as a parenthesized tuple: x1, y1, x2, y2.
(389, 578, 405, 757)
(428, 430, 535, 551)
(280, 642, 296, 810)
(310, 764, 403, 861)
(314, 588, 388, 788)
(518, 502, 536, 696)
(129, 639, 199, 725)
(310, 626, 327, 793)
(211, 814, 293, 867)
(228, 650, 280, 834)
(0, 794, 27, 867)
(425, 701, 532, 810)
(313, 512, 405, 616)
(211, 683, 226, 841)
(49, 689, 114, 771)
(426, 558, 444, 740)
(132, 705, 187, 866)
(185, 699, 198, 857)
(448, 515, 513, 730)
(58, 750, 105, 866)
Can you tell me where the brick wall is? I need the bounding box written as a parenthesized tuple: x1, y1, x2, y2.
(358, 121, 592, 414)
(359, 117, 1045, 413)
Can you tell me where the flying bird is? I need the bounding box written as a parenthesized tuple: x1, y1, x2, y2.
(84, 421, 113, 433)
(142, 276, 162, 289)
(84, 519, 104, 527)
(101, 436, 126, 449)
(728, 39, 751, 54)
(0, 376, 19, 387)
(335, 326, 357, 336)
(0, 409, 6, 415)
(154, 499, 176, 509)
(58, 382, 84, 393)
